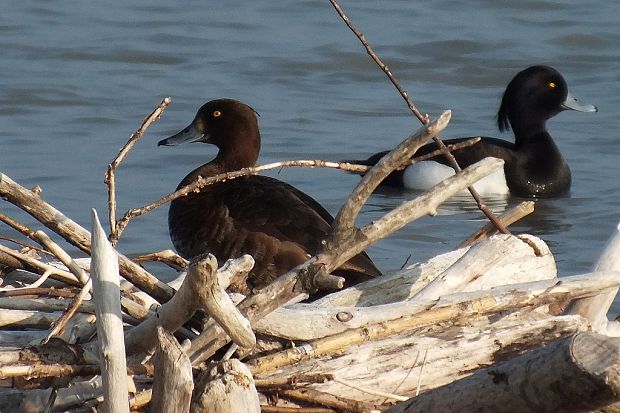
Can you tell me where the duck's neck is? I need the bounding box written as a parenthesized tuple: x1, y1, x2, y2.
(179, 130, 261, 188)
(511, 115, 548, 148)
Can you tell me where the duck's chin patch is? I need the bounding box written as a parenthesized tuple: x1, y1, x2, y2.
(402, 159, 510, 196)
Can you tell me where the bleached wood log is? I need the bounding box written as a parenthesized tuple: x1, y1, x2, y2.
(254, 235, 556, 340)
(124, 254, 255, 355)
(311, 233, 554, 308)
(253, 313, 588, 404)
(0, 297, 94, 313)
(413, 234, 537, 301)
(388, 331, 620, 413)
(191, 359, 260, 413)
(566, 222, 620, 334)
(90, 209, 129, 413)
(251, 269, 620, 375)
(150, 327, 193, 413)
(0, 172, 174, 302)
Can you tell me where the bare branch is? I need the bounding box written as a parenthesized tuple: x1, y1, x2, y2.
(328, 0, 508, 234)
(105, 97, 171, 241)
(111, 159, 382, 244)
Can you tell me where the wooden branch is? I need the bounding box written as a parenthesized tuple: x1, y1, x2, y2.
(0, 244, 78, 286)
(111, 159, 385, 244)
(0, 330, 47, 347)
(328, 110, 451, 248)
(387, 332, 620, 413)
(124, 255, 255, 355)
(323, 157, 505, 274)
(312, 234, 553, 309)
(188, 156, 504, 364)
(90, 209, 129, 413)
(458, 200, 535, 248)
(0, 172, 175, 303)
(566, 222, 620, 333)
(131, 249, 188, 270)
(328, 0, 508, 234)
(150, 326, 193, 413)
(0, 212, 57, 260)
(412, 235, 528, 301)
(33, 230, 90, 285)
(248, 269, 620, 375)
(254, 234, 554, 340)
(0, 309, 62, 329)
(190, 359, 260, 413)
(254, 314, 587, 405)
(260, 407, 337, 413)
(43, 279, 92, 344)
(274, 388, 377, 413)
(105, 97, 172, 241)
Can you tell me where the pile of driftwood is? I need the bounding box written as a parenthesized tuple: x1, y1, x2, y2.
(2, 102, 620, 413)
(3, 3, 620, 412)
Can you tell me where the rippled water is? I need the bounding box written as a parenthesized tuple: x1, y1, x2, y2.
(1, 1, 619, 309)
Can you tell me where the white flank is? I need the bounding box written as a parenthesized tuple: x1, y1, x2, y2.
(402, 158, 509, 196)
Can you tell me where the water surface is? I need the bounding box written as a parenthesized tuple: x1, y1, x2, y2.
(1, 1, 619, 310)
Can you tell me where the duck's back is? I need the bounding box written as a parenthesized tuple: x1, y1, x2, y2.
(169, 174, 380, 291)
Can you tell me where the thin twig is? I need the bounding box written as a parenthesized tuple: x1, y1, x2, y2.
(328, 0, 508, 234)
(0, 213, 55, 257)
(0, 244, 78, 285)
(105, 97, 171, 243)
(333, 376, 408, 402)
(458, 201, 535, 248)
(110, 137, 478, 244)
(415, 348, 428, 396)
(33, 231, 89, 285)
(328, 111, 451, 249)
(111, 159, 382, 244)
(43, 279, 92, 344)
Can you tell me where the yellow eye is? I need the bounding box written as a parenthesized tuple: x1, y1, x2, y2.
(213, 110, 222, 118)
(548, 82, 556, 89)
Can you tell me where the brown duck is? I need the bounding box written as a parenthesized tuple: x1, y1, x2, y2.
(158, 98, 381, 293)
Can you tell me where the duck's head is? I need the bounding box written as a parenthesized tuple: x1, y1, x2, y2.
(497, 65, 597, 135)
(159, 99, 261, 166)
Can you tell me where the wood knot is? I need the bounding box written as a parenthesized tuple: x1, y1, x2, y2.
(336, 311, 353, 322)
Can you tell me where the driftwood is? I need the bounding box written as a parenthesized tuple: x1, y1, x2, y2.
(566, 222, 620, 334)
(90, 210, 129, 413)
(0, 173, 174, 303)
(124, 254, 255, 355)
(389, 331, 620, 413)
(150, 326, 193, 413)
(190, 359, 260, 413)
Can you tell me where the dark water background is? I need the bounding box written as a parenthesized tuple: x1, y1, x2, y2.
(1, 1, 619, 309)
